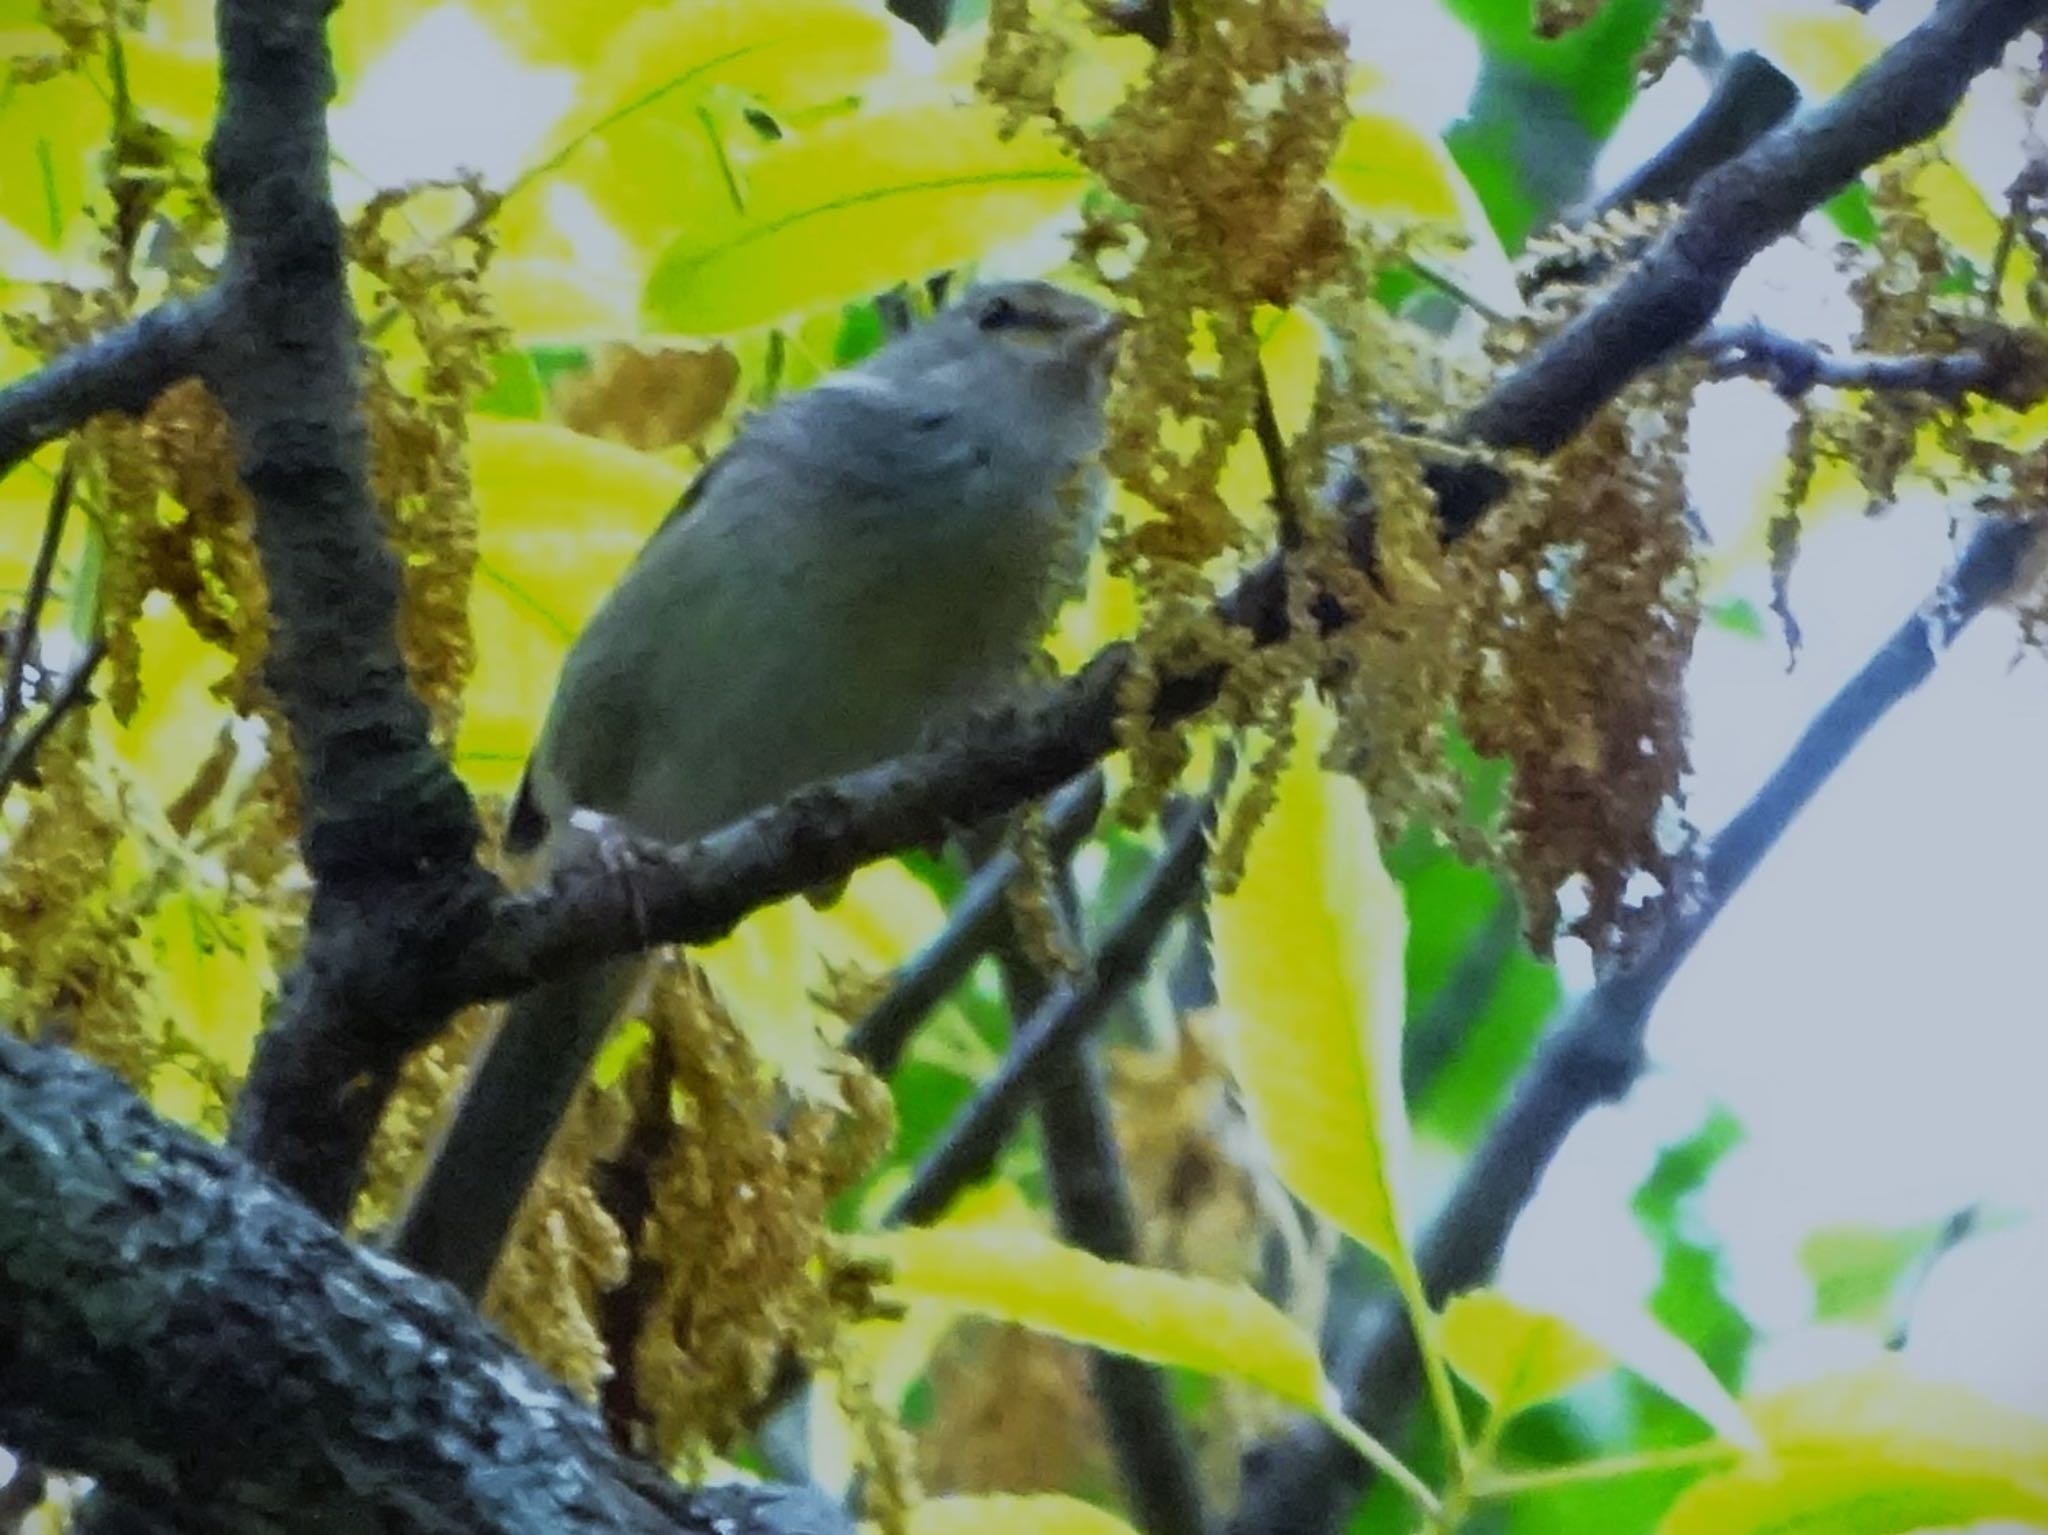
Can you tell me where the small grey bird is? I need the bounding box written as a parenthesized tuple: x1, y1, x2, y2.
(394, 280, 1123, 1299)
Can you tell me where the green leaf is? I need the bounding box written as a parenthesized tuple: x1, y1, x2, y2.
(472, 349, 547, 418)
(1659, 1363, 2048, 1535)
(1705, 597, 1766, 639)
(855, 1225, 1329, 1412)
(1443, 0, 1662, 135)
(1800, 1219, 1950, 1328)
(1442, 1288, 1610, 1420)
(1210, 690, 1411, 1264)
(644, 105, 1088, 335)
(1633, 1110, 1753, 1391)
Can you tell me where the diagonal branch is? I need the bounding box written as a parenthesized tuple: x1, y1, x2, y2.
(0, 288, 227, 480)
(1225, 512, 2039, 1535)
(884, 793, 1215, 1229)
(1464, 0, 2045, 460)
(0, 1028, 851, 1535)
(846, 771, 1105, 1075)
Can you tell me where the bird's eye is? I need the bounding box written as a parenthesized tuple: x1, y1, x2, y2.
(976, 295, 1022, 332)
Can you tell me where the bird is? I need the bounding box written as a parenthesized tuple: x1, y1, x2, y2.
(392, 279, 1125, 1299)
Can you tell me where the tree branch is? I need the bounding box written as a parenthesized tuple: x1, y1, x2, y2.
(1590, 51, 1800, 216)
(0, 1029, 850, 1535)
(0, 637, 106, 801)
(1466, 0, 2044, 459)
(846, 771, 1105, 1075)
(884, 793, 1214, 1228)
(989, 860, 1208, 1535)
(0, 290, 226, 480)
(201, 0, 498, 1215)
(1698, 319, 2048, 403)
(0, 453, 76, 749)
(1225, 513, 2039, 1535)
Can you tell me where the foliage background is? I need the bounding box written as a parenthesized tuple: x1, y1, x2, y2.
(1, 1, 2046, 1533)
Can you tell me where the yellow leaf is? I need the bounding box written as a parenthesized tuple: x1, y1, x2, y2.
(147, 888, 272, 1072)
(1328, 76, 1520, 317)
(1660, 1362, 2048, 1535)
(476, 0, 669, 67)
(854, 1226, 1328, 1411)
(459, 420, 690, 789)
(1441, 1288, 1610, 1420)
(1210, 689, 1411, 1263)
(644, 106, 1089, 335)
(0, 70, 105, 255)
(488, 257, 642, 342)
(1760, 10, 1879, 101)
(122, 33, 219, 141)
(909, 1495, 1140, 1535)
(113, 598, 237, 808)
(517, 0, 910, 261)
(1329, 110, 1466, 227)
(698, 859, 949, 1095)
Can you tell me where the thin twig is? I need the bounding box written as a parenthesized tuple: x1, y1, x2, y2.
(846, 771, 1104, 1076)
(0, 452, 77, 748)
(990, 861, 1208, 1535)
(885, 793, 1214, 1228)
(1252, 363, 1304, 549)
(0, 638, 106, 802)
(1697, 320, 2044, 405)
(1400, 893, 1525, 1105)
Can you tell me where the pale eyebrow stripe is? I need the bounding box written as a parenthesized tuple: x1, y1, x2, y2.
(813, 373, 901, 403)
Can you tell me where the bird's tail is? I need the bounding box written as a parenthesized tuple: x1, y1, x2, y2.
(391, 955, 643, 1300)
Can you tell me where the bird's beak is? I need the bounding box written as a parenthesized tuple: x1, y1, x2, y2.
(1075, 311, 1128, 369)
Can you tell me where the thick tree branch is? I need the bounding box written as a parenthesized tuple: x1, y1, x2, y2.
(1226, 513, 2039, 1535)
(200, 0, 498, 1213)
(0, 1029, 850, 1535)
(1591, 51, 1800, 216)
(0, 290, 225, 480)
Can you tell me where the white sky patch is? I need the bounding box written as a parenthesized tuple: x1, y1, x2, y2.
(328, 5, 574, 198)
(1507, 483, 2048, 1412)
(1322, 0, 1480, 132)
